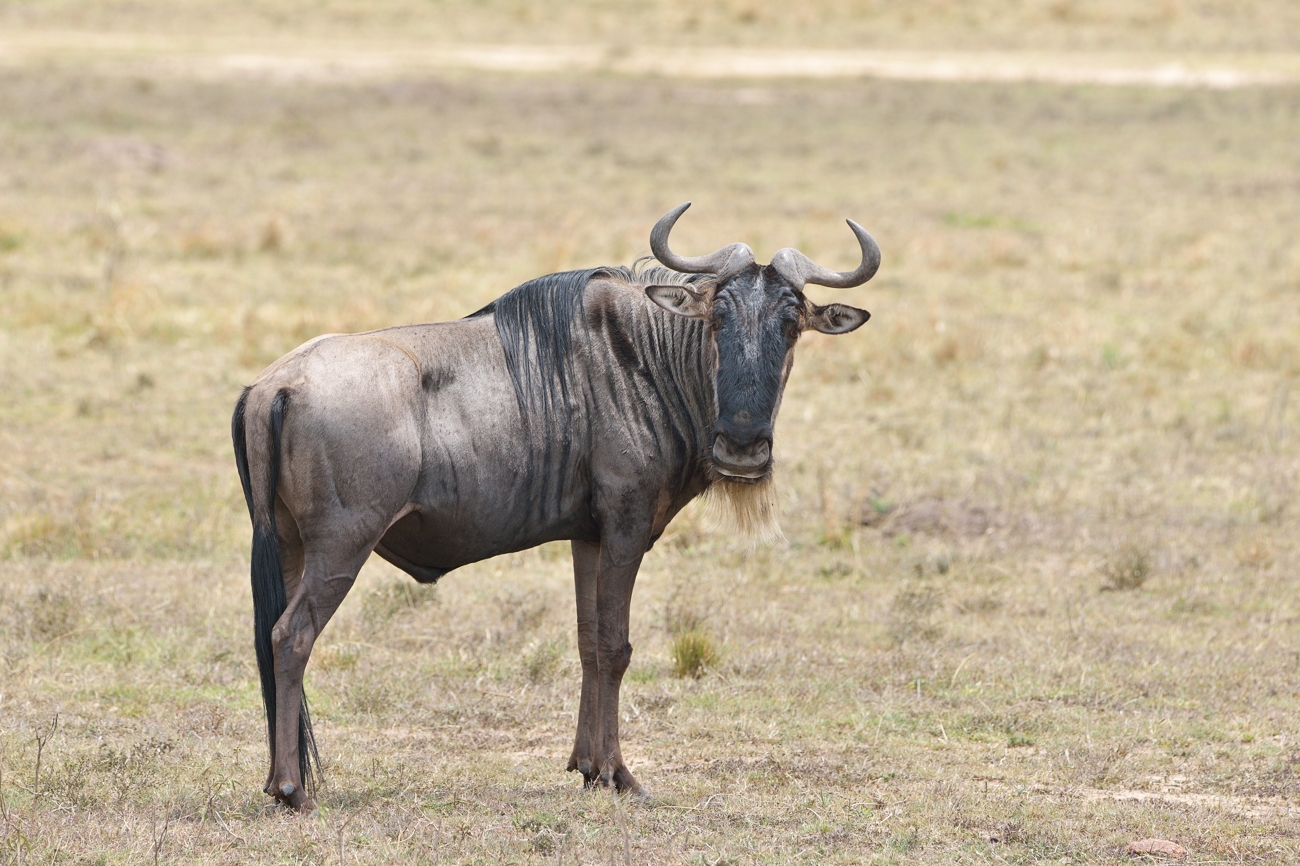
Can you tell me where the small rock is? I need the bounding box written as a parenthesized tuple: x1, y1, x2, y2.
(1126, 838, 1186, 859)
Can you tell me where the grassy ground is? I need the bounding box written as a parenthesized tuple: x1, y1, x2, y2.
(1, 12, 1300, 865)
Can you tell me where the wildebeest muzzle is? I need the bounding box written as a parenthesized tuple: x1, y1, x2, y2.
(711, 427, 772, 480)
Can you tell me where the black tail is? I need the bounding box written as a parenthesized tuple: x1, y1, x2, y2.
(232, 387, 320, 797)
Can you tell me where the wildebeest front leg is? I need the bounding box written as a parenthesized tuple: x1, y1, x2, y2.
(567, 539, 601, 786)
(567, 539, 646, 794)
(593, 545, 646, 795)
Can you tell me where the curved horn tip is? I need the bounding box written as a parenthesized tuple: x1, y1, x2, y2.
(846, 218, 875, 241)
(847, 218, 881, 268)
(653, 202, 692, 236)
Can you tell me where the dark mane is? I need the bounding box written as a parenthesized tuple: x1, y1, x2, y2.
(470, 267, 607, 432)
(471, 264, 708, 433)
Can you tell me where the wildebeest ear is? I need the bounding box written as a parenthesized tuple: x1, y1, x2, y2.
(807, 302, 870, 335)
(645, 284, 710, 319)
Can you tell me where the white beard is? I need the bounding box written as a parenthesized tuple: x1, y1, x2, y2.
(702, 476, 784, 546)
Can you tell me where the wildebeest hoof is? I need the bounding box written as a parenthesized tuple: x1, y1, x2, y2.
(613, 764, 644, 790)
(270, 780, 312, 812)
(571, 759, 603, 788)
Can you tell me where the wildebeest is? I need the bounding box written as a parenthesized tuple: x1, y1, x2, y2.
(231, 203, 880, 810)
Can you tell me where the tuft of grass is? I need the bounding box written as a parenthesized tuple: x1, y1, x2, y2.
(1100, 543, 1152, 592)
(666, 597, 720, 678)
(670, 628, 719, 679)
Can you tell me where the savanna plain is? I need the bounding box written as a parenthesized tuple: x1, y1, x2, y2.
(2, 9, 1300, 864)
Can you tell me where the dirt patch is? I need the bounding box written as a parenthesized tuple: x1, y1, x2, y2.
(1, 31, 1299, 88)
(1079, 787, 1300, 821)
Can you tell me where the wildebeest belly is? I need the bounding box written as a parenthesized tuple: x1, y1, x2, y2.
(374, 492, 597, 583)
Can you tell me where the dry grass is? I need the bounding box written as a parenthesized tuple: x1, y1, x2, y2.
(6, 0, 1300, 52)
(1, 6, 1300, 863)
(666, 599, 721, 680)
(1100, 543, 1154, 593)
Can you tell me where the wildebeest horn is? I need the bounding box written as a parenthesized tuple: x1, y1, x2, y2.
(769, 219, 881, 290)
(651, 202, 755, 279)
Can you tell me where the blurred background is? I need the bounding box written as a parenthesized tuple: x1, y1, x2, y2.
(1, 2, 1298, 862)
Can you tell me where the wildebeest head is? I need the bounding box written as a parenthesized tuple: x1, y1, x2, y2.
(646, 202, 879, 481)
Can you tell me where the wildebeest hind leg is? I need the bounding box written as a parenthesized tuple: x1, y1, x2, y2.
(268, 540, 370, 811)
(567, 540, 601, 786)
(263, 501, 306, 796)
